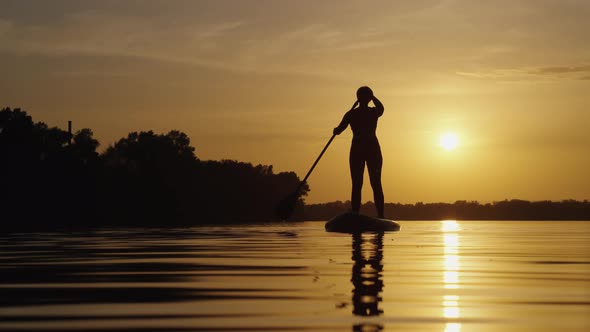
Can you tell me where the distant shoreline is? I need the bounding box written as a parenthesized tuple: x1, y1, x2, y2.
(300, 199, 590, 221)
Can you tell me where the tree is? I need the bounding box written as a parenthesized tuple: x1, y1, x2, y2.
(0, 108, 99, 227)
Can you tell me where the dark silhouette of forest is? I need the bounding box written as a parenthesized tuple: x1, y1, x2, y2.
(302, 199, 590, 221)
(1, 107, 306, 229)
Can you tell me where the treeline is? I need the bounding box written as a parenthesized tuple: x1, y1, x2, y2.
(1, 107, 307, 229)
(302, 200, 590, 220)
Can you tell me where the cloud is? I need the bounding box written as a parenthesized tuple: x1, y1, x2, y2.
(0, 19, 12, 34)
(0, 10, 396, 81)
(51, 70, 135, 78)
(193, 21, 244, 39)
(455, 69, 527, 79)
(0, 12, 354, 80)
(4, 1, 589, 85)
(0, 13, 253, 73)
(457, 63, 590, 82)
(530, 65, 590, 75)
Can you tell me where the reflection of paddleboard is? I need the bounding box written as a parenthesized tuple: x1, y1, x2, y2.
(325, 212, 400, 233)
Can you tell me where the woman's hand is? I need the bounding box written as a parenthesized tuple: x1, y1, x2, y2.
(334, 127, 346, 135)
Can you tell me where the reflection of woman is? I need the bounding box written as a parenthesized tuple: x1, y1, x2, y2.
(334, 87, 385, 218)
(351, 232, 384, 317)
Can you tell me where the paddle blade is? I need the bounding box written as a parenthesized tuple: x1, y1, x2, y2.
(276, 191, 300, 220)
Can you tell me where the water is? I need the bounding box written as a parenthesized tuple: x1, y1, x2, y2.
(0, 220, 589, 331)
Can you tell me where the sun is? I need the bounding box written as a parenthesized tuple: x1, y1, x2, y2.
(439, 132, 459, 151)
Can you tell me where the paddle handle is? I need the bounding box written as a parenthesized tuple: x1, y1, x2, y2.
(296, 134, 336, 192)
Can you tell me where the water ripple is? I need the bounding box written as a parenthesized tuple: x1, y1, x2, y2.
(0, 221, 589, 331)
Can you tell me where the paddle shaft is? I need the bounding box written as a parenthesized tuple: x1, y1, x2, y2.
(295, 134, 336, 193)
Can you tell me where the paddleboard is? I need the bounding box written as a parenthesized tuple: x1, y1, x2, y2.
(325, 212, 400, 233)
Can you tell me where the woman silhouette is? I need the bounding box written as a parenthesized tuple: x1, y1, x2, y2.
(333, 87, 385, 218)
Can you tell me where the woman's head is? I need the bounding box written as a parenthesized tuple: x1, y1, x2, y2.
(356, 86, 373, 105)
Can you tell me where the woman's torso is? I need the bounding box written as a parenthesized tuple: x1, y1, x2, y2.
(349, 107, 380, 144)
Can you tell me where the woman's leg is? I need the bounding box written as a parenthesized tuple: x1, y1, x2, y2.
(349, 145, 365, 214)
(367, 145, 384, 218)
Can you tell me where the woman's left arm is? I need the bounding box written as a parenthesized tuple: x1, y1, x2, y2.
(372, 96, 384, 117)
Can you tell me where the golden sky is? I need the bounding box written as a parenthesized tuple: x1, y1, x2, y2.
(1, 0, 589, 203)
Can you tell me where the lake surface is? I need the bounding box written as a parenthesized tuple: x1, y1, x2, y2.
(0, 220, 589, 331)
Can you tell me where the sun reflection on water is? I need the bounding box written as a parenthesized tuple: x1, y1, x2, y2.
(442, 220, 461, 331)
(442, 220, 461, 232)
(444, 323, 462, 332)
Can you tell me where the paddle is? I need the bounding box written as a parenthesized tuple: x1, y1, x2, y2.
(276, 134, 336, 220)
